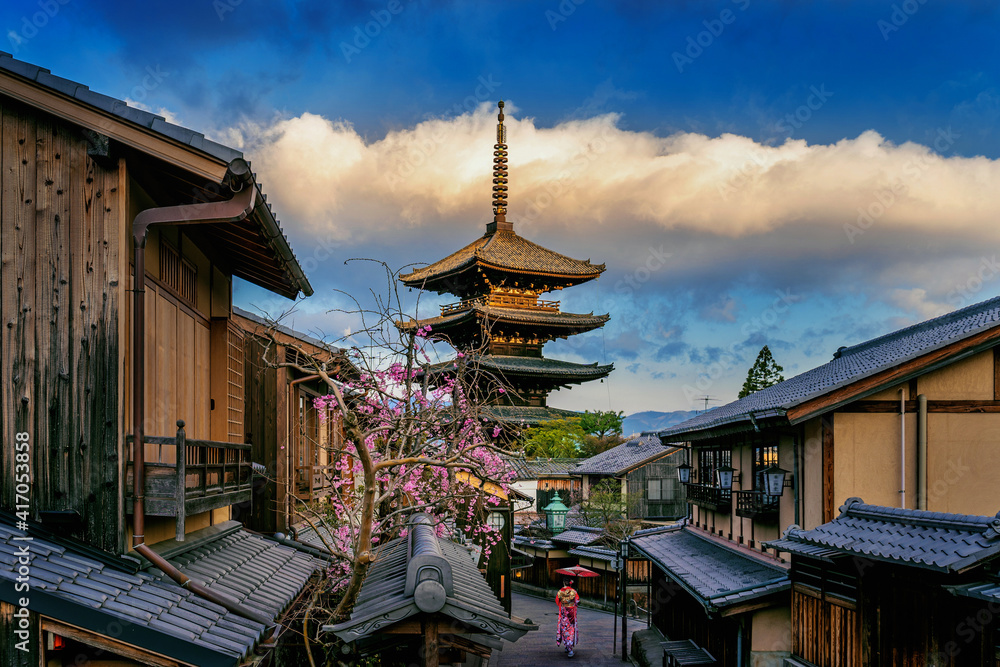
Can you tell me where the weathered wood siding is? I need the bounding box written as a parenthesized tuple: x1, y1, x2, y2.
(245, 335, 280, 533)
(0, 97, 124, 552)
(792, 587, 858, 667)
(628, 459, 685, 520)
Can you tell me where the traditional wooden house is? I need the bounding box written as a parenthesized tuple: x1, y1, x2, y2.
(576, 435, 686, 521)
(0, 53, 327, 666)
(233, 307, 355, 534)
(398, 101, 612, 433)
(326, 514, 536, 666)
(507, 456, 583, 520)
(767, 498, 1000, 666)
(643, 294, 1000, 664)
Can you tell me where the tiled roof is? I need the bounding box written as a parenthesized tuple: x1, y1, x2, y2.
(484, 405, 584, 426)
(629, 528, 789, 614)
(513, 534, 557, 550)
(405, 304, 610, 332)
(0, 51, 239, 163)
(551, 526, 605, 547)
(507, 457, 584, 479)
(568, 546, 618, 564)
(327, 515, 535, 646)
(575, 436, 678, 475)
(428, 354, 613, 380)
(400, 229, 605, 286)
(657, 295, 1000, 441)
(766, 498, 1000, 573)
(0, 519, 320, 667)
(947, 579, 1000, 603)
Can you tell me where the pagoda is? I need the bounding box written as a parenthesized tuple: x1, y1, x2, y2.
(399, 101, 613, 427)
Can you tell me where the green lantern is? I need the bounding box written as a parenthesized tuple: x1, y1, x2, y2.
(542, 495, 570, 534)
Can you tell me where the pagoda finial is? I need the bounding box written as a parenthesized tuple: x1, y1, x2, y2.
(492, 100, 509, 225)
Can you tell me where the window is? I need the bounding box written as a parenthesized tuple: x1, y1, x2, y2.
(647, 479, 663, 500)
(159, 241, 197, 306)
(698, 448, 731, 486)
(752, 444, 778, 491)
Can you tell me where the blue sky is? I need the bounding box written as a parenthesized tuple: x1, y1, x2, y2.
(6, 0, 1000, 415)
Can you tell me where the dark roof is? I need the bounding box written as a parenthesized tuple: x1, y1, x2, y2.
(0, 51, 312, 300)
(568, 546, 618, 564)
(484, 405, 584, 426)
(551, 526, 605, 547)
(657, 294, 1000, 440)
(400, 229, 605, 287)
(404, 304, 610, 333)
(766, 498, 1000, 573)
(575, 436, 679, 475)
(0, 519, 320, 667)
(327, 515, 535, 646)
(428, 354, 613, 381)
(947, 579, 1000, 603)
(234, 307, 332, 351)
(629, 528, 789, 615)
(513, 534, 556, 550)
(507, 457, 584, 479)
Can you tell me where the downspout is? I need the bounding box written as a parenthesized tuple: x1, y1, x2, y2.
(917, 394, 927, 510)
(793, 431, 801, 526)
(132, 158, 275, 635)
(899, 387, 906, 509)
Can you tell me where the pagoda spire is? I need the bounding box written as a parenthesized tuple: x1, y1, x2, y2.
(490, 100, 512, 232)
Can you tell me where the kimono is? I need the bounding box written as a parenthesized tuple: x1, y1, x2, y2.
(556, 586, 580, 649)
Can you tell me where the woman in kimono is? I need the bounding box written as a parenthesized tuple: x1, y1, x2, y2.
(556, 577, 580, 657)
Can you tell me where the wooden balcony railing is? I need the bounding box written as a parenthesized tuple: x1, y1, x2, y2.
(126, 420, 253, 541)
(440, 293, 560, 316)
(683, 483, 731, 512)
(734, 491, 780, 520)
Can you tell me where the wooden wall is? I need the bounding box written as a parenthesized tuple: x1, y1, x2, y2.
(792, 587, 858, 667)
(0, 96, 125, 553)
(650, 566, 743, 665)
(627, 458, 685, 519)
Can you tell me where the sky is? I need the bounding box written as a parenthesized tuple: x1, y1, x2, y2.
(5, 0, 1000, 415)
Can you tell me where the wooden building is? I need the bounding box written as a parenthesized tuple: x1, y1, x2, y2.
(234, 307, 354, 534)
(0, 53, 327, 666)
(327, 514, 536, 666)
(577, 435, 686, 522)
(646, 294, 1000, 664)
(398, 101, 612, 430)
(768, 498, 1000, 666)
(507, 456, 583, 521)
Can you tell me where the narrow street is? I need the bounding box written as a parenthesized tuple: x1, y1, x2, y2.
(493, 593, 639, 666)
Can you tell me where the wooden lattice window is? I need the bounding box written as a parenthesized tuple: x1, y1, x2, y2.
(159, 241, 197, 306)
(226, 322, 244, 444)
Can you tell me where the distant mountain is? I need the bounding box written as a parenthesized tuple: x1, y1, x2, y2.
(622, 410, 700, 437)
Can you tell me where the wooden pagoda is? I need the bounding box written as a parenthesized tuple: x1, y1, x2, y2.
(400, 101, 613, 427)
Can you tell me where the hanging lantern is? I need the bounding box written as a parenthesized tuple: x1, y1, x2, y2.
(716, 464, 735, 491)
(763, 465, 790, 497)
(677, 462, 692, 484)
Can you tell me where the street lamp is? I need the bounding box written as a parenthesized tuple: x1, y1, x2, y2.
(762, 465, 790, 497)
(677, 462, 692, 484)
(716, 464, 735, 491)
(543, 496, 570, 534)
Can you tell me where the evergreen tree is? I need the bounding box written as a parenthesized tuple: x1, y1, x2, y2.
(739, 345, 785, 398)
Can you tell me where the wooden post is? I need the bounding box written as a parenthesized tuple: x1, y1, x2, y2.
(621, 556, 628, 661)
(423, 618, 439, 667)
(175, 420, 186, 541)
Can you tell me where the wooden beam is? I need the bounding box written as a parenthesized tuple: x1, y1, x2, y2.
(841, 399, 1000, 413)
(423, 618, 439, 667)
(822, 415, 834, 523)
(41, 618, 189, 667)
(0, 72, 229, 183)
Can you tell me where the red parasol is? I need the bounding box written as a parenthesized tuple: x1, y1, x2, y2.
(554, 564, 599, 578)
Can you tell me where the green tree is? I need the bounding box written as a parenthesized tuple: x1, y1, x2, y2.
(739, 345, 785, 398)
(578, 410, 626, 458)
(579, 478, 642, 544)
(522, 418, 585, 458)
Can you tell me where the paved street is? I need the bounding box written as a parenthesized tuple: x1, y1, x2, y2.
(493, 593, 639, 666)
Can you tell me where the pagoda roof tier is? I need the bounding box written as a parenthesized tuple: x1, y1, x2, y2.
(401, 305, 610, 344)
(426, 354, 614, 384)
(482, 405, 584, 426)
(399, 229, 605, 296)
